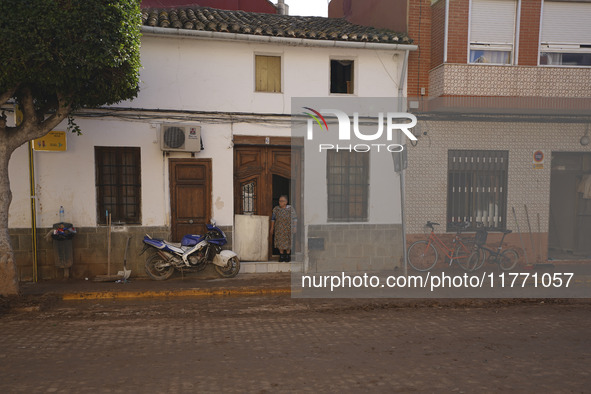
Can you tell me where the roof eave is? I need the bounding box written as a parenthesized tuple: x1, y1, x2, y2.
(140, 26, 417, 51)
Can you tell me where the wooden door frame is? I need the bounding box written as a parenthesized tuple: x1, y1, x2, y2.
(169, 158, 212, 242)
(233, 136, 302, 257)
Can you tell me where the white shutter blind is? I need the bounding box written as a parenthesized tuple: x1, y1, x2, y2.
(541, 1, 591, 45)
(470, 0, 517, 44)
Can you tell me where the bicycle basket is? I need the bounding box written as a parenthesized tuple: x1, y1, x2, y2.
(475, 228, 488, 246)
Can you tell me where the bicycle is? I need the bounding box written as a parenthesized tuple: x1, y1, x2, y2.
(466, 225, 519, 271)
(407, 221, 477, 272)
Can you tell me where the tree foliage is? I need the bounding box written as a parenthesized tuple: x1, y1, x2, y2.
(0, 0, 141, 111)
(0, 0, 142, 295)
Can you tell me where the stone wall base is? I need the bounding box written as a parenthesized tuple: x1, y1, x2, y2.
(307, 224, 403, 273)
(10, 225, 233, 281)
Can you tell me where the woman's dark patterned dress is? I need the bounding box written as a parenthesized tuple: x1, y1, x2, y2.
(272, 205, 297, 250)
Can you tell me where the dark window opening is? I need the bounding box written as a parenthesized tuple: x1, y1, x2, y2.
(330, 60, 354, 94)
(327, 150, 369, 221)
(95, 147, 141, 225)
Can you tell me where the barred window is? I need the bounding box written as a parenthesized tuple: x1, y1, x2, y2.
(447, 150, 508, 231)
(95, 147, 141, 225)
(327, 150, 369, 221)
(241, 180, 257, 214)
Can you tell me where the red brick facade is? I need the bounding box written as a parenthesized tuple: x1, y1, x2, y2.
(517, 0, 542, 66)
(327, 0, 550, 95)
(430, 0, 446, 71)
(445, 0, 470, 64)
(408, 0, 432, 99)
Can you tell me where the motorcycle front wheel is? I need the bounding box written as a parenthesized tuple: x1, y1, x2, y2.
(214, 256, 240, 278)
(145, 254, 175, 280)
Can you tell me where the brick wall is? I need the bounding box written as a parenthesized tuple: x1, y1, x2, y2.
(446, 0, 469, 64)
(408, 0, 432, 99)
(517, 0, 542, 66)
(430, 0, 445, 70)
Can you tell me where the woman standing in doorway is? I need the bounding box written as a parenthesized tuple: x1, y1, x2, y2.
(270, 195, 297, 262)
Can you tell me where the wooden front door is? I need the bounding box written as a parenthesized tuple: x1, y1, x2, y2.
(234, 137, 301, 257)
(169, 159, 211, 242)
(234, 146, 291, 216)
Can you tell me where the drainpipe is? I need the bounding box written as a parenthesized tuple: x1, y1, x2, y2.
(398, 49, 410, 278)
(16, 106, 38, 282)
(444, 0, 449, 63)
(28, 141, 38, 282)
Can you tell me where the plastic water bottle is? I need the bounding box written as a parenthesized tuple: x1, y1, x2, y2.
(59, 206, 65, 222)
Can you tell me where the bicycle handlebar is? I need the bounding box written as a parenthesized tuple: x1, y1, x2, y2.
(426, 221, 440, 229)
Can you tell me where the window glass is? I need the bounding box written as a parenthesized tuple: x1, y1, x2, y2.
(540, 52, 591, 66)
(95, 147, 141, 224)
(470, 50, 511, 64)
(327, 150, 368, 221)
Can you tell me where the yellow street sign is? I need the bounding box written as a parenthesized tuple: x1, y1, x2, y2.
(33, 131, 67, 152)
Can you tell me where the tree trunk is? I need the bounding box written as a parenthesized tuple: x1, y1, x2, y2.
(0, 144, 19, 295)
(0, 90, 71, 295)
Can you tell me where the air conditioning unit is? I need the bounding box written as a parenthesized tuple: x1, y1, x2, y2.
(160, 124, 202, 152)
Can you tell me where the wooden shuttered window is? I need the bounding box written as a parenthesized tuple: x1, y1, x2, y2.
(95, 147, 141, 225)
(447, 150, 508, 231)
(255, 55, 281, 93)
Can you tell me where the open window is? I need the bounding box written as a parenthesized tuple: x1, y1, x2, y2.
(469, 0, 516, 65)
(539, 1, 591, 67)
(330, 59, 354, 94)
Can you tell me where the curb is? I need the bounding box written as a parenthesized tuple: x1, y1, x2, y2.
(61, 287, 292, 300)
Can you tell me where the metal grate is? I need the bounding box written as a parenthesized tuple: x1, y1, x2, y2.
(95, 147, 141, 224)
(327, 150, 369, 221)
(241, 180, 256, 214)
(447, 150, 508, 231)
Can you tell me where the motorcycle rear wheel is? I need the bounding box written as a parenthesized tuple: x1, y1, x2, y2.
(214, 256, 240, 278)
(145, 254, 175, 280)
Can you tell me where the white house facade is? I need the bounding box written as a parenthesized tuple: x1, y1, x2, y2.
(7, 7, 415, 280)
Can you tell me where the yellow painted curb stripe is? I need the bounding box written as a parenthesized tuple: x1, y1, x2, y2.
(62, 287, 292, 300)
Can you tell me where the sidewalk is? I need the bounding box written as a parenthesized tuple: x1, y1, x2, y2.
(17, 260, 591, 301)
(20, 272, 292, 300)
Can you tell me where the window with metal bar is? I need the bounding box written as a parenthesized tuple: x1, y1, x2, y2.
(95, 147, 141, 225)
(241, 180, 257, 214)
(447, 150, 508, 231)
(327, 150, 369, 221)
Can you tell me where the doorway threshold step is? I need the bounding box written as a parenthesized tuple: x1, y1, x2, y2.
(241, 261, 303, 274)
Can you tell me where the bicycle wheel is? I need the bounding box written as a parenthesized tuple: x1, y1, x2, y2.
(472, 248, 487, 271)
(407, 240, 438, 272)
(499, 249, 519, 271)
(466, 249, 483, 272)
(452, 240, 475, 271)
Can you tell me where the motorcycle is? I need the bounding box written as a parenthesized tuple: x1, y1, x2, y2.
(140, 220, 240, 280)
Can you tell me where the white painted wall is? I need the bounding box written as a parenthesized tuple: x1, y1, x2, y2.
(117, 35, 406, 113)
(8, 33, 408, 231)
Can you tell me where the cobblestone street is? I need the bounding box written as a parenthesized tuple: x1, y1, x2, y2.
(1, 296, 590, 392)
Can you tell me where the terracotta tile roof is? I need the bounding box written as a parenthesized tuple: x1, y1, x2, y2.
(142, 7, 412, 44)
